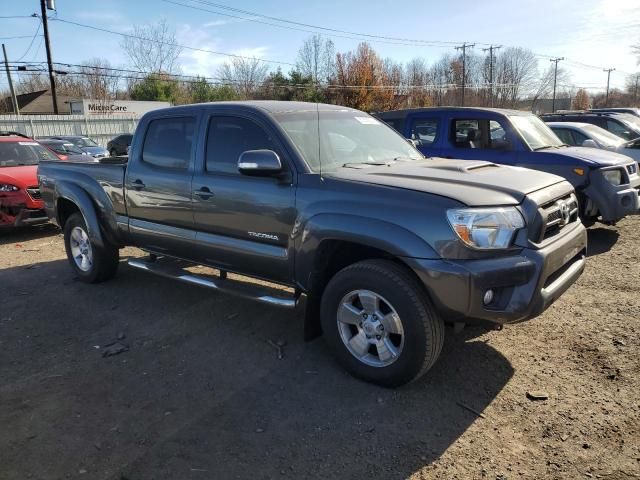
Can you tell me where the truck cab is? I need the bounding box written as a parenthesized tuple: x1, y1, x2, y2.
(375, 107, 640, 225)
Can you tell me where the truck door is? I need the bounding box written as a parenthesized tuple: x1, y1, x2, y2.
(190, 113, 296, 283)
(407, 116, 442, 157)
(440, 116, 517, 165)
(125, 115, 198, 257)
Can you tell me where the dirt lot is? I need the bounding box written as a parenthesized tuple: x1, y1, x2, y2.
(0, 219, 639, 480)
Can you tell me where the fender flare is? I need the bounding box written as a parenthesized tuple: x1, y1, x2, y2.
(55, 181, 107, 248)
(294, 213, 438, 291)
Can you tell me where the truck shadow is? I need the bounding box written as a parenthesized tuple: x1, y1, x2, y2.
(0, 222, 59, 246)
(0, 258, 513, 480)
(586, 227, 619, 257)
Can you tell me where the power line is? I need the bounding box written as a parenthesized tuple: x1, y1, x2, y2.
(162, 0, 459, 48)
(14, 22, 42, 62)
(48, 17, 296, 67)
(172, 0, 473, 47)
(0, 34, 40, 40)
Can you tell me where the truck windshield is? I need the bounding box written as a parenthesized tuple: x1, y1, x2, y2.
(0, 142, 59, 166)
(274, 109, 423, 172)
(510, 115, 565, 151)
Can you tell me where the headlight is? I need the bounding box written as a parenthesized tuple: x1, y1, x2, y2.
(602, 169, 622, 186)
(0, 184, 19, 192)
(447, 207, 525, 249)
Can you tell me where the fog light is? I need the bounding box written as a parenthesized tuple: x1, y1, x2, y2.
(483, 289, 494, 306)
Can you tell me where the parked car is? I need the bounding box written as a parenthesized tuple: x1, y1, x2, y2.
(539, 112, 640, 141)
(375, 107, 640, 225)
(45, 135, 109, 158)
(38, 138, 91, 161)
(0, 131, 58, 228)
(106, 134, 133, 157)
(590, 108, 640, 118)
(546, 121, 640, 162)
(39, 101, 587, 387)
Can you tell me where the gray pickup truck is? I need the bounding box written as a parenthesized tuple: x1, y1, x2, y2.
(39, 101, 587, 387)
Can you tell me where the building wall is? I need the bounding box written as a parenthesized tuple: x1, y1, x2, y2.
(0, 114, 140, 146)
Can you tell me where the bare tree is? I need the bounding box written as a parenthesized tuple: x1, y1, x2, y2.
(296, 35, 335, 84)
(77, 58, 120, 100)
(530, 65, 571, 111)
(492, 47, 538, 107)
(121, 19, 182, 73)
(219, 57, 269, 99)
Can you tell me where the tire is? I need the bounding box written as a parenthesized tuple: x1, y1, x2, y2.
(63, 212, 119, 283)
(320, 259, 444, 387)
(109, 148, 117, 157)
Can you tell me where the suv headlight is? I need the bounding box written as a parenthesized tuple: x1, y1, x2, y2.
(447, 207, 525, 249)
(0, 184, 19, 192)
(602, 169, 622, 186)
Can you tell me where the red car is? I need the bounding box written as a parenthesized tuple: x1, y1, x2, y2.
(0, 132, 58, 229)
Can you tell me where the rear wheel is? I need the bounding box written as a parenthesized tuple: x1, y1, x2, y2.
(63, 212, 119, 283)
(320, 259, 444, 387)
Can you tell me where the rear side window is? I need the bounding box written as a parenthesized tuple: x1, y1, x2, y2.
(206, 116, 278, 174)
(142, 117, 195, 169)
(410, 119, 439, 146)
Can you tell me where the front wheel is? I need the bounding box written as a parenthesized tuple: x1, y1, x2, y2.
(320, 259, 444, 387)
(63, 212, 119, 283)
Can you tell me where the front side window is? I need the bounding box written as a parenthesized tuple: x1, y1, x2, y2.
(411, 119, 439, 146)
(206, 116, 278, 175)
(452, 119, 510, 149)
(571, 130, 589, 145)
(142, 117, 195, 169)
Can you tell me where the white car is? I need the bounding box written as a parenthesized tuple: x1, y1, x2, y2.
(547, 121, 640, 162)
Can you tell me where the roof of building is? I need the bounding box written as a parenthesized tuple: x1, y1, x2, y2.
(1, 89, 74, 114)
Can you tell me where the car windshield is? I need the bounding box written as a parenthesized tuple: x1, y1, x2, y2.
(617, 115, 640, 138)
(68, 137, 99, 147)
(274, 109, 423, 172)
(582, 124, 625, 147)
(62, 143, 85, 154)
(0, 141, 59, 166)
(510, 115, 565, 150)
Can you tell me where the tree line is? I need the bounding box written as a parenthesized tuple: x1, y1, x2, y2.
(4, 20, 640, 113)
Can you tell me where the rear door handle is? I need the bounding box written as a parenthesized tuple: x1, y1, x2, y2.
(130, 179, 146, 190)
(194, 186, 214, 200)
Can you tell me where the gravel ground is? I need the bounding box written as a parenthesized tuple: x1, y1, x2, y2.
(0, 219, 638, 480)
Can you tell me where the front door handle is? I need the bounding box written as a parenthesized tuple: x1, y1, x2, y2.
(194, 186, 214, 200)
(130, 179, 146, 190)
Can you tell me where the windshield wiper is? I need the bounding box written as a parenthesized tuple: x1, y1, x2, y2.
(533, 145, 560, 151)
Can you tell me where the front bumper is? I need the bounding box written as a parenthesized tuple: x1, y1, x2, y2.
(583, 167, 640, 223)
(0, 191, 47, 229)
(404, 222, 587, 324)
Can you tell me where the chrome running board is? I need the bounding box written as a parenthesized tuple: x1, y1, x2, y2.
(127, 258, 298, 309)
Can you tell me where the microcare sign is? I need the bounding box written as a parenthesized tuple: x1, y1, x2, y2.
(70, 100, 171, 116)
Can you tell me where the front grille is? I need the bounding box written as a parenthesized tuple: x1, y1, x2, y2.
(627, 163, 637, 176)
(540, 193, 579, 241)
(26, 186, 41, 200)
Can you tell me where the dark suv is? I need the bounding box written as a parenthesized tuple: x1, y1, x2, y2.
(540, 112, 640, 141)
(107, 134, 133, 157)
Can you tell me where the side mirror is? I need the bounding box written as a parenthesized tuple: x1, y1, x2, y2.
(582, 139, 598, 148)
(407, 138, 419, 148)
(238, 149, 282, 176)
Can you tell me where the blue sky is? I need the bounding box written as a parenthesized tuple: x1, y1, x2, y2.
(1, 0, 638, 93)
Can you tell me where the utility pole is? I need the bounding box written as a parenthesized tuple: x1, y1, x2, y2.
(482, 45, 501, 107)
(633, 74, 639, 105)
(2, 44, 19, 114)
(455, 42, 475, 106)
(603, 68, 615, 106)
(550, 57, 564, 113)
(40, 0, 58, 114)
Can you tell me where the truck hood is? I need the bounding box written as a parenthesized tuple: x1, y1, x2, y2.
(0, 165, 38, 188)
(327, 158, 566, 207)
(548, 146, 633, 166)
